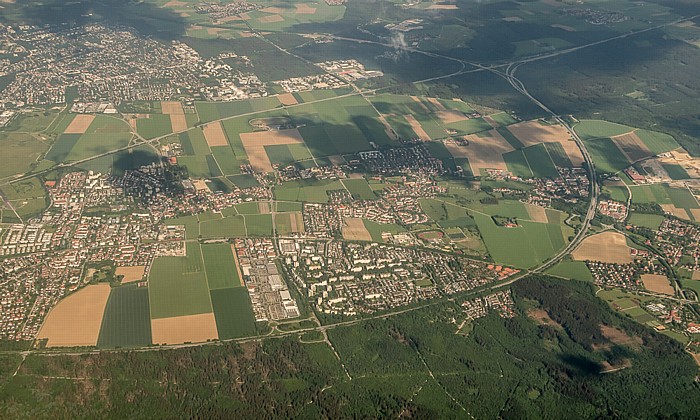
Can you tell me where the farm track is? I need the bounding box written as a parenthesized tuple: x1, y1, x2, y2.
(3, 13, 699, 355)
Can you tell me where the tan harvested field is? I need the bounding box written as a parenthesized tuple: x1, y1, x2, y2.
(524, 203, 548, 223)
(260, 6, 285, 14)
(572, 231, 632, 263)
(342, 218, 372, 241)
(640, 274, 675, 295)
(259, 14, 284, 23)
(240, 129, 305, 172)
(600, 325, 642, 349)
(437, 110, 467, 124)
(661, 204, 691, 221)
(428, 4, 458, 9)
(116, 266, 146, 283)
(410, 96, 431, 113)
(64, 114, 95, 134)
(161, 101, 183, 115)
(239, 12, 252, 20)
(277, 93, 298, 106)
(426, 97, 447, 111)
(328, 155, 346, 165)
(689, 208, 700, 221)
(219, 15, 244, 23)
(295, 4, 317, 14)
(170, 114, 188, 132)
(37, 284, 111, 347)
(202, 122, 229, 147)
(552, 24, 576, 31)
(207, 27, 226, 35)
(151, 313, 219, 345)
(612, 131, 652, 162)
(692, 271, 700, 280)
(403, 114, 431, 141)
(507, 120, 584, 166)
(502, 16, 522, 21)
(445, 129, 514, 175)
(258, 202, 271, 214)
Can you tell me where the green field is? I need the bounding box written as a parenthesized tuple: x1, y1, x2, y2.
(545, 261, 593, 282)
(136, 114, 172, 139)
(235, 201, 261, 215)
(202, 244, 241, 290)
(503, 149, 533, 178)
(0, 132, 49, 178)
(200, 215, 247, 238)
(574, 120, 634, 140)
(274, 179, 345, 203)
(363, 219, 407, 242)
(473, 213, 566, 268)
(585, 137, 631, 173)
(342, 178, 377, 200)
(210, 287, 257, 340)
(148, 243, 213, 319)
(164, 215, 199, 239)
(523, 143, 559, 178)
(628, 212, 665, 230)
(635, 129, 680, 154)
(662, 164, 690, 180)
(97, 284, 152, 348)
(245, 214, 274, 236)
(630, 184, 699, 209)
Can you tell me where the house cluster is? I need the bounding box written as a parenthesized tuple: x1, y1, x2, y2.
(587, 258, 666, 291)
(278, 239, 517, 317)
(598, 199, 628, 222)
(316, 60, 383, 83)
(460, 290, 516, 322)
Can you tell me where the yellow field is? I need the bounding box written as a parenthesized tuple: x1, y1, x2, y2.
(277, 93, 298, 106)
(161, 101, 188, 132)
(524, 203, 548, 223)
(640, 274, 675, 295)
(661, 204, 692, 221)
(295, 4, 317, 14)
(151, 313, 219, 345)
(507, 120, 584, 166)
(572, 231, 632, 263)
(161, 101, 183, 115)
(116, 266, 146, 283)
(202, 121, 229, 147)
(37, 284, 111, 347)
(239, 128, 305, 172)
(428, 4, 458, 10)
(445, 129, 514, 174)
(342, 218, 372, 241)
(64, 114, 95, 134)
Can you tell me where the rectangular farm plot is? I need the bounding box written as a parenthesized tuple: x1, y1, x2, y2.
(116, 266, 146, 283)
(507, 120, 584, 166)
(97, 284, 152, 348)
(161, 101, 188, 132)
(202, 121, 229, 147)
(37, 284, 111, 347)
(342, 217, 372, 241)
(641, 274, 675, 296)
(445, 129, 514, 175)
(151, 313, 219, 345)
(275, 212, 304, 235)
(148, 248, 213, 320)
(611, 131, 653, 162)
(572, 231, 632, 264)
(202, 243, 242, 290)
(211, 287, 257, 340)
(63, 114, 95, 134)
(240, 129, 305, 172)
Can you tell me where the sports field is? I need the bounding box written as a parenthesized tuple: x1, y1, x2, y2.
(37, 284, 111, 347)
(97, 284, 152, 348)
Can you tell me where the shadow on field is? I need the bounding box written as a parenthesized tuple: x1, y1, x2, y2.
(6, 0, 187, 40)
